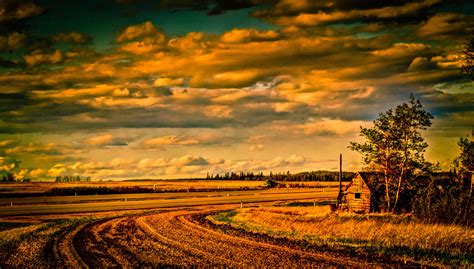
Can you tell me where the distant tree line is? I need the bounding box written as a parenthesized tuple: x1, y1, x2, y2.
(55, 175, 91, 182)
(206, 171, 354, 182)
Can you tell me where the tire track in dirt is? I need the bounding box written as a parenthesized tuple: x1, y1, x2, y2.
(65, 207, 371, 267)
(52, 224, 88, 268)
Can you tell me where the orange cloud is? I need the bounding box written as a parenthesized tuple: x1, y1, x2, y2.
(299, 118, 370, 136)
(0, 32, 25, 51)
(417, 13, 474, 40)
(116, 21, 162, 42)
(260, 0, 441, 26)
(24, 50, 63, 66)
(142, 135, 200, 147)
(0, 2, 43, 22)
(220, 29, 280, 43)
(154, 77, 184, 87)
(371, 43, 430, 57)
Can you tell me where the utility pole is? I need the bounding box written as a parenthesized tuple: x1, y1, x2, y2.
(337, 154, 342, 207)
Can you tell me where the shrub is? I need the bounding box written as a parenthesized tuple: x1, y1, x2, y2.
(412, 173, 471, 225)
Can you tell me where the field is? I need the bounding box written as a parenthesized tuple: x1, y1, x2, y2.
(208, 203, 474, 266)
(0, 181, 471, 267)
(0, 180, 342, 195)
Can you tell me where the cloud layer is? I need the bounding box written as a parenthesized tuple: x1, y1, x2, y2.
(0, 0, 472, 180)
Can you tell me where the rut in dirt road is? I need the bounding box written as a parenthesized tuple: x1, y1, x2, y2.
(70, 208, 364, 268)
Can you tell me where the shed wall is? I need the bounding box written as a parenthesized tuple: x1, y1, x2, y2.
(346, 174, 371, 213)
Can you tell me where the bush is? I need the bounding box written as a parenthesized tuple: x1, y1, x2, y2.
(264, 179, 278, 188)
(412, 173, 471, 225)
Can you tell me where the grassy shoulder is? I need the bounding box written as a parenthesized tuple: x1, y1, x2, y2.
(207, 204, 474, 266)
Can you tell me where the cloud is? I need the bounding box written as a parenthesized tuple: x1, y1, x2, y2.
(299, 118, 370, 136)
(4, 142, 72, 156)
(371, 43, 430, 58)
(407, 57, 437, 72)
(0, 139, 15, 147)
(417, 13, 474, 40)
(0, 0, 43, 22)
(249, 144, 264, 151)
(29, 168, 47, 177)
(154, 77, 184, 87)
(220, 29, 280, 43)
(23, 50, 63, 66)
(51, 32, 91, 44)
(141, 135, 200, 147)
(203, 105, 233, 118)
(116, 21, 164, 42)
(84, 134, 130, 146)
(285, 154, 305, 165)
(115, 21, 167, 55)
(122, 0, 274, 16)
(47, 163, 67, 177)
(254, 0, 441, 26)
(38, 153, 308, 179)
(0, 156, 22, 177)
(0, 32, 25, 52)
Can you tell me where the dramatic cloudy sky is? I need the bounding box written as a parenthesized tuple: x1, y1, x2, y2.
(0, 0, 472, 180)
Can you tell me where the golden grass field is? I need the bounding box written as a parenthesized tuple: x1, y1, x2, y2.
(209, 204, 474, 266)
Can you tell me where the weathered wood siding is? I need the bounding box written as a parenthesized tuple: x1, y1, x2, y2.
(346, 174, 371, 213)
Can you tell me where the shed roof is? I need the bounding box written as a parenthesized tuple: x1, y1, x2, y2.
(344, 172, 383, 193)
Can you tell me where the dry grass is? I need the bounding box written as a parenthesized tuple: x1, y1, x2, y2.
(279, 182, 347, 188)
(211, 206, 474, 265)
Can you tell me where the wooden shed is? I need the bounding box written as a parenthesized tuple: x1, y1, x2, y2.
(340, 172, 384, 213)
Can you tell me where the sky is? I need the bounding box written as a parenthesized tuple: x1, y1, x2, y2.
(0, 0, 473, 180)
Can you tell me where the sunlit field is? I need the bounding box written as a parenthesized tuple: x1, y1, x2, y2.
(0, 180, 342, 196)
(209, 204, 474, 266)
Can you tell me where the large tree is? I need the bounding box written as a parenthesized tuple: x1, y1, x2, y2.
(350, 95, 434, 212)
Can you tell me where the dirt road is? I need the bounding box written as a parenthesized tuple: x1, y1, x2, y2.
(60, 207, 362, 268)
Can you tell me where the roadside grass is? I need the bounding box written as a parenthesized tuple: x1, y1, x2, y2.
(281, 200, 336, 207)
(208, 205, 474, 266)
(0, 221, 35, 231)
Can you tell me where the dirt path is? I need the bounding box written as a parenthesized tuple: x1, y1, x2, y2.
(52, 224, 89, 268)
(58, 207, 375, 268)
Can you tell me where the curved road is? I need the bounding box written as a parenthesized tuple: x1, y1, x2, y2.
(56, 208, 364, 268)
